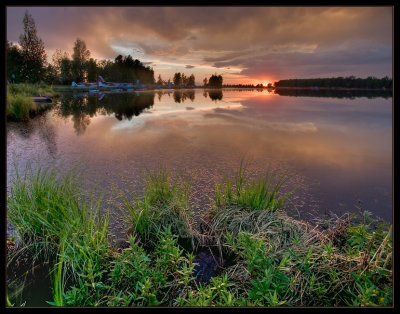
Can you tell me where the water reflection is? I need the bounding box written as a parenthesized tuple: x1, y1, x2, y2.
(173, 90, 196, 103)
(7, 89, 392, 227)
(37, 118, 58, 157)
(56, 92, 155, 134)
(170, 89, 224, 103)
(207, 90, 223, 101)
(274, 88, 392, 99)
(12, 121, 36, 139)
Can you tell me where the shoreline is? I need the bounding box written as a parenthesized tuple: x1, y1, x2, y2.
(274, 86, 392, 91)
(52, 85, 393, 93)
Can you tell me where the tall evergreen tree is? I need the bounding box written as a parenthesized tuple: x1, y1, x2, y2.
(173, 72, 182, 87)
(72, 38, 90, 82)
(157, 74, 164, 85)
(188, 74, 195, 87)
(19, 10, 47, 83)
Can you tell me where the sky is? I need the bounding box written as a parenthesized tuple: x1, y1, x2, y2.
(6, 6, 393, 85)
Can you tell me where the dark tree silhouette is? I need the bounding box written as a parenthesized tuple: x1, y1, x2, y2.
(86, 58, 98, 82)
(173, 72, 182, 87)
(72, 38, 90, 82)
(19, 10, 47, 83)
(274, 76, 392, 89)
(97, 55, 154, 84)
(208, 90, 223, 101)
(6, 41, 24, 83)
(157, 74, 164, 85)
(173, 72, 195, 87)
(208, 74, 223, 88)
(188, 74, 195, 87)
(60, 57, 73, 84)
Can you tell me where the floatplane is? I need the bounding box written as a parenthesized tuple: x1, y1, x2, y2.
(71, 76, 136, 91)
(97, 76, 134, 89)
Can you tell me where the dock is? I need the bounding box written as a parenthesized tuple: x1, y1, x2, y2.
(32, 96, 52, 103)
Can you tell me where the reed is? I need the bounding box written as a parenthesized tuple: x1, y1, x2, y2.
(6, 163, 392, 307)
(8, 83, 57, 97)
(7, 83, 58, 120)
(123, 167, 195, 246)
(6, 93, 34, 120)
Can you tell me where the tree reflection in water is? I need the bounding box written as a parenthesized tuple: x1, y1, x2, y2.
(173, 90, 196, 103)
(274, 88, 392, 99)
(56, 92, 155, 134)
(207, 89, 223, 101)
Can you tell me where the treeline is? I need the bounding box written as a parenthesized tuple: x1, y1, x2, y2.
(274, 76, 392, 89)
(204, 74, 223, 88)
(223, 84, 266, 88)
(173, 73, 196, 88)
(6, 10, 155, 85)
(95, 55, 155, 85)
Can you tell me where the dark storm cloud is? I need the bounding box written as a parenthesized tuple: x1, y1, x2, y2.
(212, 41, 392, 79)
(7, 6, 392, 81)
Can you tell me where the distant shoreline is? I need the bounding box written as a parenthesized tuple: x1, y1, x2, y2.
(50, 85, 392, 94)
(273, 86, 392, 91)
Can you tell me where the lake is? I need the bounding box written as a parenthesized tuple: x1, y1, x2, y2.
(6, 89, 392, 240)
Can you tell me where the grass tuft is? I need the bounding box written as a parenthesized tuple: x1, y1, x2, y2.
(6, 93, 34, 120)
(214, 161, 295, 212)
(6, 162, 392, 307)
(7, 83, 58, 120)
(123, 167, 195, 246)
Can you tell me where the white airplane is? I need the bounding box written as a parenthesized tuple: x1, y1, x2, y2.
(71, 81, 97, 89)
(97, 76, 134, 89)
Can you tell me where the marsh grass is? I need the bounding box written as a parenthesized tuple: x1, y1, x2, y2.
(7, 164, 80, 259)
(6, 92, 34, 120)
(122, 167, 196, 248)
(7, 83, 58, 120)
(6, 163, 392, 307)
(198, 163, 392, 306)
(7, 163, 112, 306)
(214, 161, 296, 211)
(8, 83, 57, 97)
(204, 162, 300, 256)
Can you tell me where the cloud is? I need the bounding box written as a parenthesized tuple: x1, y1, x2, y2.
(185, 65, 195, 69)
(212, 41, 392, 79)
(6, 6, 392, 81)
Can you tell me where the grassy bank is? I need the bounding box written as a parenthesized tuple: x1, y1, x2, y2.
(6, 83, 59, 120)
(6, 164, 392, 307)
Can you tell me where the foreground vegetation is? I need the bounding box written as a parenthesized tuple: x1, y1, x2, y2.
(7, 83, 58, 120)
(7, 163, 392, 307)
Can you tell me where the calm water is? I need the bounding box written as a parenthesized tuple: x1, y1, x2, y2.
(6, 89, 392, 239)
